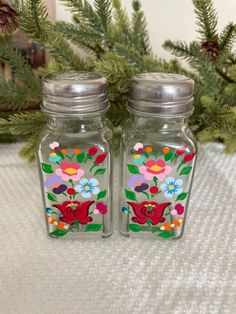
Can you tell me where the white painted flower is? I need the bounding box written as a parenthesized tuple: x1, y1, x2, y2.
(161, 177, 183, 198)
(75, 178, 100, 199)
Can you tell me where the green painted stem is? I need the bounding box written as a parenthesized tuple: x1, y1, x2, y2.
(90, 163, 98, 172)
(177, 161, 185, 171)
(142, 191, 150, 200)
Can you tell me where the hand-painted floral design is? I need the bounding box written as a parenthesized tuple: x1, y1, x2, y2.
(133, 154, 145, 164)
(49, 152, 61, 163)
(160, 177, 183, 198)
(40, 142, 109, 237)
(123, 143, 196, 238)
(56, 162, 84, 181)
(53, 201, 94, 225)
(128, 201, 171, 225)
(75, 178, 100, 198)
(96, 202, 108, 215)
(139, 159, 172, 181)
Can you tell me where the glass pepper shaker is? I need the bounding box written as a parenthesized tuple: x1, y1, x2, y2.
(37, 72, 113, 238)
(119, 73, 197, 239)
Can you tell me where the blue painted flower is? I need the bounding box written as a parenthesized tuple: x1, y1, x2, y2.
(45, 207, 52, 214)
(75, 178, 100, 199)
(49, 152, 61, 163)
(133, 154, 145, 164)
(161, 177, 183, 198)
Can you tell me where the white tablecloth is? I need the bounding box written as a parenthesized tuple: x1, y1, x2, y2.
(0, 143, 235, 314)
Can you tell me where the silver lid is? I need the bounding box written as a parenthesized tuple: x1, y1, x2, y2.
(41, 72, 109, 116)
(128, 73, 194, 117)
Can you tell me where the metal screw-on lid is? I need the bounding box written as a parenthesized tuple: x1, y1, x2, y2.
(41, 72, 109, 116)
(128, 73, 194, 117)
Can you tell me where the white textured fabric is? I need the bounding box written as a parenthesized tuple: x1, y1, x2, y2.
(0, 143, 235, 314)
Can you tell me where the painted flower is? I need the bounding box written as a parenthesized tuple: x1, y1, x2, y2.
(183, 152, 196, 163)
(56, 162, 84, 181)
(161, 177, 183, 198)
(128, 201, 171, 225)
(134, 142, 143, 151)
(176, 146, 186, 156)
(127, 175, 145, 188)
(88, 146, 98, 156)
(44, 175, 62, 189)
(75, 178, 100, 198)
(67, 188, 76, 196)
(135, 183, 149, 192)
(149, 186, 159, 194)
(53, 200, 94, 225)
(49, 152, 60, 163)
(133, 154, 145, 164)
(139, 159, 172, 181)
(49, 142, 59, 150)
(171, 203, 185, 216)
(52, 184, 67, 194)
(96, 202, 108, 215)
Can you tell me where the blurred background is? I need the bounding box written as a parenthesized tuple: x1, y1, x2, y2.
(57, 0, 236, 59)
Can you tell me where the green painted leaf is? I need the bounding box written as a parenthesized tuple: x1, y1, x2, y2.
(143, 151, 149, 158)
(77, 152, 85, 163)
(151, 227, 161, 233)
(125, 189, 137, 201)
(41, 163, 54, 173)
(47, 193, 57, 202)
(49, 229, 68, 237)
(180, 166, 192, 176)
(127, 164, 140, 174)
(153, 176, 158, 185)
(157, 231, 174, 238)
(57, 151, 64, 159)
(97, 190, 107, 200)
(86, 224, 102, 232)
(176, 192, 188, 201)
(128, 224, 143, 232)
(164, 152, 174, 162)
(94, 168, 107, 175)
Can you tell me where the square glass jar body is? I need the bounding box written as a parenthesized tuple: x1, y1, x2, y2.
(37, 115, 113, 239)
(119, 114, 197, 239)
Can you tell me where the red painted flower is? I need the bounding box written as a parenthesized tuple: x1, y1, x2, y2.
(176, 146, 186, 156)
(88, 146, 98, 156)
(128, 201, 171, 225)
(53, 201, 94, 225)
(149, 186, 159, 194)
(183, 152, 196, 163)
(95, 153, 107, 164)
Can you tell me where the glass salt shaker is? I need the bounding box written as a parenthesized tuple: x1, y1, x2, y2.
(120, 73, 197, 239)
(37, 72, 113, 239)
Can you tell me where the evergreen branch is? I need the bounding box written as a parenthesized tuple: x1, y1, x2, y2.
(163, 40, 201, 61)
(0, 111, 46, 136)
(0, 76, 40, 111)
(20, 0, 84, 70)
(112, 0, 131, 35)
(219, 23, 236, 52)
(94, 0, 112, 31)
(193, 0, 218, 40)
(131, 0, 151, 54)
(19, 133, 41, 163)
(0, 36, 38, 90)
(52, 21, 105, 55)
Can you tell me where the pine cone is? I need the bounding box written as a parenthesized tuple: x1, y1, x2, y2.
(0, 1, 19, 34)
(201, 40, 220, 61)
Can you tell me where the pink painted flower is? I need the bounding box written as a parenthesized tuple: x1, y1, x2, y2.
(96, 202, 108, 215)
(139, 159, 172, 181)
(134, 142, 143, 151)
(56, 162, 84, 181)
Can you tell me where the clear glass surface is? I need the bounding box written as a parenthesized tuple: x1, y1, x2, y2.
(119, 113, 197, 239)
(37, 114, 113, 239)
